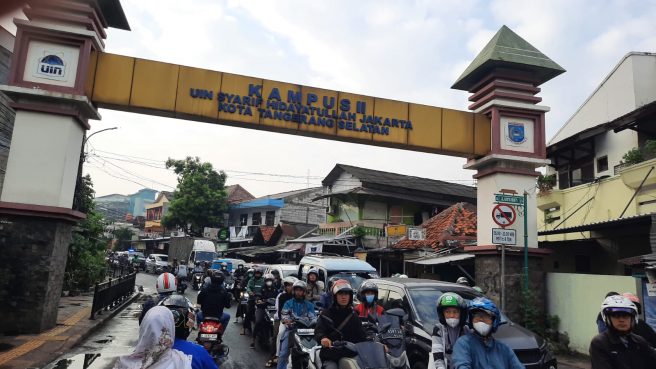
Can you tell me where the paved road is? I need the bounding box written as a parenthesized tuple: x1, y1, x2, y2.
(41, 272, 270, 369)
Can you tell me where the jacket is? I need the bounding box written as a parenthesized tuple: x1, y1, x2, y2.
(315, 305, 367, 363)
(256, 286, 279, 304)
(451, 333, 524, 369)
(276, 291, 293, 320)
(247, 276, 265, 294)
(197, 282, 231, 317)
(173, 338, 218, 369)
(306, 281, 324, 302)
(589, 329, 656, 369)
(354, 303, 384, 318)
(281, 297, 316, 322)
(432, 323, 468, 369)
(319, 292, 333, 310)
(634, 320, 656, 348)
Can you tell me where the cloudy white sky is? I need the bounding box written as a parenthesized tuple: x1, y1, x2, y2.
(29, 0, 656, 197)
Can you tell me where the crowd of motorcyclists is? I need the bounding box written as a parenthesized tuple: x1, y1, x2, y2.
(121, 260, 656, 369)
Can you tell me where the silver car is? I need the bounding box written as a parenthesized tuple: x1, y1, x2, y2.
(145, 254, 170, 274)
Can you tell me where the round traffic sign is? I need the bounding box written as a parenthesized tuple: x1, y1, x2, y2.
(492, 204, 516, 228)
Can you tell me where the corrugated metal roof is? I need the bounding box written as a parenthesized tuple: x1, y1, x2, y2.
(408, 253, 474, 265)
(538, 213, 652, 236)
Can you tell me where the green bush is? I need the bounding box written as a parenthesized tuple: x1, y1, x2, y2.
(622, 148, 644, 165)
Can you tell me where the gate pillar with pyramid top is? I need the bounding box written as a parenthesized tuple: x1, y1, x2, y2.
(0, 0, 129, 334)
(453, 25, 565, 320)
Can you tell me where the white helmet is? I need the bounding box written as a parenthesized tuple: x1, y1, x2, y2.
(601, 295, 637, 329)
(157, 272, 177, 294)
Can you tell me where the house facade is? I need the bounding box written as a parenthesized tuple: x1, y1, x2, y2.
(144, 191, 173, 237)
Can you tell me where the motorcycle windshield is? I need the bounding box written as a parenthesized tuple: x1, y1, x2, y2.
(378, 314, 404, 348)
(354, 342, 388, 369)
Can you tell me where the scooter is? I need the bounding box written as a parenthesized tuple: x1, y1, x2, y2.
(176, 278, 187, 294)
(319, 315, 389, 369)
(236, 291, 249, 322)
(377, 308, 410, 369)
(254, 296, 276, 348)
(197, 316, 229, 365)
(288, 317, 320, 369)
(192, 273, 204, 291)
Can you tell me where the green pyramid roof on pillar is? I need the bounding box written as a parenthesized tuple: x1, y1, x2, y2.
(452, 25, 565, 91)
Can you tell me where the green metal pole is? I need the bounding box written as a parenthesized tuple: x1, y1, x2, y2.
(523, 192, 529, 289)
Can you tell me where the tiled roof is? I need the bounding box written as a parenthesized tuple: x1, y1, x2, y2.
(393, 202, 477, 250)
(323, 164, 476, 200)
(226, 184, 255, 204)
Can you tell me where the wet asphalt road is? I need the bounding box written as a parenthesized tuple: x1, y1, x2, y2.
(42, 272, 270, 369)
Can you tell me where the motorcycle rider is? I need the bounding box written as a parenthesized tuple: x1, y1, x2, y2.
(319, 277, 339, 310)
(590, 295, 656, 369)
(243, 267, 265, 336)
(271, 269, 282, 291)
(622, 292, 656, 347)
(162, 295, 218, 369)
(251, 273, 280, 349)
(354, 280, 384, 318)
(455, 277, 469, 286)
(305, 268, 324, 302)
(432, 292, 468, 369)
(314, 279, 367, 369)
(234, 263, 247, 279)
(139, 272, 178, 324)
(175, 260, 189, 284)
(266, 276, 298, 368)
(220, 262, 230, 276)
(277, 280, 317, 369)
(452, 297, 523, 369)
(197, 270, 232, 332)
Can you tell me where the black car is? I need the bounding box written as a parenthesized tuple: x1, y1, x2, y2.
(370, 278, 557, 369)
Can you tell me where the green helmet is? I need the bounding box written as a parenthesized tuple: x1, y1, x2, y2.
(436, 292, 467, 326)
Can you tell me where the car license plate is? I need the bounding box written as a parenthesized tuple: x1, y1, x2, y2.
(297, 328, 314, 335)
(200, 333, 218, 339)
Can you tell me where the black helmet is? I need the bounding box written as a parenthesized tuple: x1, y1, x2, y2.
(271, 269, 280, 277)
(195, 261, 200, 266)
(254, 267, 264, 276)
(211, 270, 225, 285)
(221, 262, 228, 269)
(161, 295, 192, 339)
(358, 280, 379, 305)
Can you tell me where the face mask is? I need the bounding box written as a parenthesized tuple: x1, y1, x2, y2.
(445, 318, 460, 328)
(265, 281, 272, 286)
(365, 295, 375, 304)
(473, 322, 492, 336)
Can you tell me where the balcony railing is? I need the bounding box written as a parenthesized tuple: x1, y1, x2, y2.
(318, 221, 386, 237)
(229, 225, 260, 241)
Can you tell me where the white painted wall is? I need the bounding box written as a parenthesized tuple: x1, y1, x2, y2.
(550, 53, 656, 145)
(477, 173, 538, 247)
(1, 110, 83, 208)
(546, 273, 638, 354)
(331, 171, 362, 192)
(594, 129, 638, 177)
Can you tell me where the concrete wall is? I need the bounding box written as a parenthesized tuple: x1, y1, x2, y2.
(0, 43, 14, 194)
(280, 188, 327, 225)
(593, 129, 638, 177)
(330, 171, 361, 192)
(546, 272, 638, 354)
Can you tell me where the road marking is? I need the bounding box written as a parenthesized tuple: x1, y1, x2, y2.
(62, 308, 91, 326)
(0, 340, 45, 365)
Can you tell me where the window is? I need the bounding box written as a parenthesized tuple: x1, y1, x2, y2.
(597, 156, 608, 173)
(252, 212, 261, 226)
(575, 255, 591, 273)
(265, 211, 276, 226)
(385, 290, 404, 311)
(239, 214, 248, 226)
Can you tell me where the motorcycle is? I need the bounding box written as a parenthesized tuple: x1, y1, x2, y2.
(176, 278, 187, 294)
(288, 317, 320, 369)
(197, 315, 229, 365)
(224, 275, 235, 297)
(192, 272, 204, 291)
(319, 315, 389, 369)
(377, 309, 409, 369)
(236, 291, 249, 322)
(254, 296, 276, 348)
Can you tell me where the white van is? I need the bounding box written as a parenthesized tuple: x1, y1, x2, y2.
(188, 240, 216, 267)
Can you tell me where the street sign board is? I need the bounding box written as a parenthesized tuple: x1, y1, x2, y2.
(408, 227, 426, 241)
(494, 194, 524, 206)
(492, 228, 516, 245)
(386, 224, 407, 237)
(492, 204, 516, 227)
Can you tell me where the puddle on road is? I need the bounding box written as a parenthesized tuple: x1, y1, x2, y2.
(93, 338, 113, 344)
(0, 342, 14, 352)
(52, 354, 102, 369)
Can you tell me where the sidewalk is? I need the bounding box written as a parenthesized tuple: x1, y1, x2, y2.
(0, 291, 139, 369)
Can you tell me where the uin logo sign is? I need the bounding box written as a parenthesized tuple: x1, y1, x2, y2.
(35, 52, 67, 81)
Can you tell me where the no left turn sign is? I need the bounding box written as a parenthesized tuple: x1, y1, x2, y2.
(492, 204, 516, 228)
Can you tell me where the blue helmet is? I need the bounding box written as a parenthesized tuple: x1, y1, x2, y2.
(468, 297, 501, 332)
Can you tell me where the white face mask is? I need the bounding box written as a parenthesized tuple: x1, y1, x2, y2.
(445, 318, 460, 328)
(265, 281, 272, 286)
(473, 321, 492, 336)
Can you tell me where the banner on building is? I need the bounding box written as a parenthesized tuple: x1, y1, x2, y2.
(305, 243, 323, 254)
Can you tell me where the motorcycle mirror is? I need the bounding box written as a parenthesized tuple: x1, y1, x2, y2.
(385, 308, 406, 317)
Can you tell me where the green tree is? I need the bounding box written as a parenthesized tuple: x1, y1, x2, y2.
(65, 175, 108, 292)
(162, 157, 228, 236)
(112, 226, 135, 251)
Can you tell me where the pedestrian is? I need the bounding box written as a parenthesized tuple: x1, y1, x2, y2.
(431, 292, 468, 369)
(314, 279, 367, 369)
(622, 292, 656, 347)
(451, 297, 523, 369)
(114, 306, 192, 369)
(590, 295, 656, 369)
(596, 291, 620, 333)
(161, 295, 218, 369)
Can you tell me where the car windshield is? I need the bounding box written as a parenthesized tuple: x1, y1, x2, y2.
(328, 272, 373, 291)
(196, 251, 216, 262)
(132, 252, 144, 258)
(408, 287, 509, 326)
(156, 255, 168, 262)
(282, 269, 297, 278)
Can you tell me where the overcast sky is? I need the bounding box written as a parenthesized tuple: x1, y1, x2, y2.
(17, 0, 656, 197)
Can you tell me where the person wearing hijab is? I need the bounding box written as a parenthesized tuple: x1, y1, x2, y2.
(114, 306, 192, 369)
